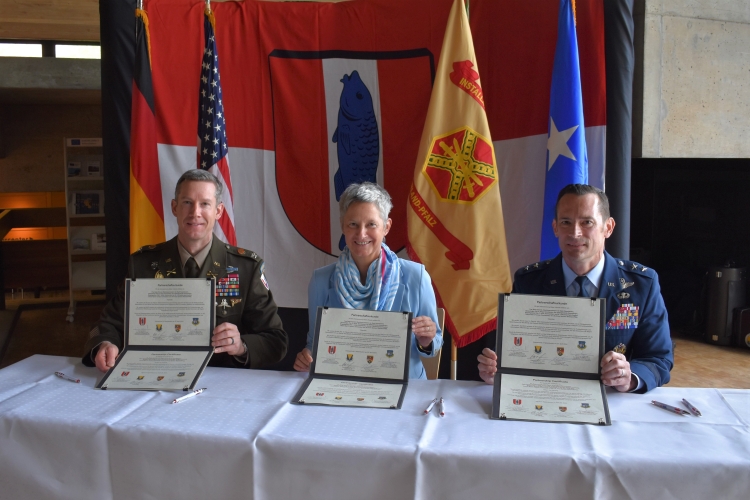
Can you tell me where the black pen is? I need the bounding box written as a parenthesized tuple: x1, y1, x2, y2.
(682, 398, 702, 417)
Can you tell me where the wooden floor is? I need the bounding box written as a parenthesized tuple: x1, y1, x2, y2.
(670, 335, 750, 389)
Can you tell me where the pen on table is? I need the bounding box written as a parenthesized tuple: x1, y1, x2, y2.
(172, 388, 206, 404)
(682, 398, 702, 417)
(438, 397, 446, 417)
(424, 398, 438, 414)
(651, 400, 689, 416)
(54, 372, 80, 384)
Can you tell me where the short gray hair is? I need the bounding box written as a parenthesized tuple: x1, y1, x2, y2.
(339, 182, 392, 223)
(174, 169, 224, 204)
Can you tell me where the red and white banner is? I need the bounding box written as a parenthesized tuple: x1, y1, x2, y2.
(136, 0, 606, 308)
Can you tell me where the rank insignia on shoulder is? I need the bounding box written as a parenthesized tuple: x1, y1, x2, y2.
(631, 263, 638, 270)
(641, 266, 648, 272)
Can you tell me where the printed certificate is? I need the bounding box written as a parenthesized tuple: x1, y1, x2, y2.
(125, 279, 213, 346)
(97, 351, 209, 391)
(292, 307, 411, 409)
(491, 293, 611, 425)
(312, 307, 409, 380)
(499, 294, 601, 373)
(96, 278, 215, 391)
(297, 379, 404, 409)
(497, 374, 608, 425)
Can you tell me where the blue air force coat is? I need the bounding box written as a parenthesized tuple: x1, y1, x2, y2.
(306, 260, 443, 380)
(513, 252, 673, 392)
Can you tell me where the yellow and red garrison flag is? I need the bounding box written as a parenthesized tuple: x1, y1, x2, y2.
(129, 8, 165, 253)
(406, 0, 512, 347)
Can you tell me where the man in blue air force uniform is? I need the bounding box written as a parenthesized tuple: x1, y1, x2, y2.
(478, 184, 672, 393)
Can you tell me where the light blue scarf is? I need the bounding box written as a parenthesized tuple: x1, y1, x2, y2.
(333, 243, 401, 311)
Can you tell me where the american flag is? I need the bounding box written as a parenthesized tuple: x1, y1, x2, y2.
(198, 8, 237, 246)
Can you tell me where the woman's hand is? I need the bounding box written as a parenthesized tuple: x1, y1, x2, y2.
(293, 348, 313, 372)
(412, 316, 437, 347)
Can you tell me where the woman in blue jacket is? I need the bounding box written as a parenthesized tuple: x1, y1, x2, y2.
(293, 182, 442, 379)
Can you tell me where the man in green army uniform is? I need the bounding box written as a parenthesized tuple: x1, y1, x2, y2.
(83, 169, 288, 371)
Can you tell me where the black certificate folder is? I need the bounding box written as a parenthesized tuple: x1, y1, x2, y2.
(96, 278, 216, 391)
(491, 293, 611, 425)
(292, 307, 412, 409)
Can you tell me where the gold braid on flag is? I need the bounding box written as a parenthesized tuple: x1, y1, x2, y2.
(205, 6, 217, 32)
(135, 9, 152, 63)
(407, 0, 512, 348)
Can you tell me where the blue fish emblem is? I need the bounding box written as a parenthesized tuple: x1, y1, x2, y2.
(332, 70, 380, 250)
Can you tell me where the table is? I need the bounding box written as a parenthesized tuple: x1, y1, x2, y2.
(0, 355, 748, 500)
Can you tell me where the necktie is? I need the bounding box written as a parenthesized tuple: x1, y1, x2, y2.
(575, 276, 590, 297)
(184, 257, 200, 278)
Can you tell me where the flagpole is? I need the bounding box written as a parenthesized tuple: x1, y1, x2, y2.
(451, 343, 457, 380)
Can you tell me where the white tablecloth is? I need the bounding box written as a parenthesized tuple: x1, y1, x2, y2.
(0, 355, 748, 500)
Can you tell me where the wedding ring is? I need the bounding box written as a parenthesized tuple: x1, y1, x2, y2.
(230, 337, 235, 345)
(620, 368, 624, 377)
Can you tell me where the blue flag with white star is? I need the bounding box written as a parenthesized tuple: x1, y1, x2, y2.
(540, 0, 588, 260)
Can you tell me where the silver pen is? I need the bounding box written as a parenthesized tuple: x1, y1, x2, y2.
(172, 388, 206, 404)
(423, 398, 438, 414)
(651, 400, 689, 416)
(681, 398, 702, 417)
(54, 371, 80, 383)
(438, 397, 446, 417)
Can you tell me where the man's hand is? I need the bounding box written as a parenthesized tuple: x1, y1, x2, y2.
(293, 348, 313, 372)
(412, 316, 437, 348)
(477, 347, 498, 385)
(600, 351, 636, 392)
(95, 341, 119, 373)
(212, 322, 245, 356)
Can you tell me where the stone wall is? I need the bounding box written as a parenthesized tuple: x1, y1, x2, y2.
(635, 0, 750, 158)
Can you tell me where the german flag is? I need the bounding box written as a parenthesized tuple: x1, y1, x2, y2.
(129, 8, 164, 253)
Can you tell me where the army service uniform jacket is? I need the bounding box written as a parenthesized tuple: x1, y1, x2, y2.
(512, 251, 673, 393)
(82, 236, 288, 369)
